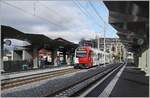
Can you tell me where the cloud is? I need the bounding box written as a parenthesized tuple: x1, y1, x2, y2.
(45, 30, 102, 44)
(1, 0, 115, 44)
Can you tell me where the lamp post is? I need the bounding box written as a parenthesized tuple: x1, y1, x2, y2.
(97, 33, 100, 50)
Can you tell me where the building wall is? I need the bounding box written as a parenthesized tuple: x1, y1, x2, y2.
(12, 50, 22, 61)
(79, 38, 126, 63)
(22, 50, 32, 60)
(33, 48, 39, 68)
(138, 49, 149, 76)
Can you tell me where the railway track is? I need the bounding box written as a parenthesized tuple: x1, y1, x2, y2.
(1, 68, 79, 90)
(76, 63, 125, 97)
(46, 63, 125, 97)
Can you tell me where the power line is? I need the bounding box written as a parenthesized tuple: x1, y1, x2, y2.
(78, 1, 115, 37)
(88, 1, 106, 24)
(1, 0, 61, 27)
(72, 0, 96, 30)
(40, 0, 117, 37)
(89, 1, 118, 37)
(88, 1, 115, 31)
(72, 0, 104, 29)
(88, 1, 109, 66)
(38, 1, 67, 22)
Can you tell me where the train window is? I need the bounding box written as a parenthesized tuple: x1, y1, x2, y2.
(76, 53, 87, 58)
(76, 51, 87, 58)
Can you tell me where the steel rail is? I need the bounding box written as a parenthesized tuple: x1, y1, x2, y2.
(1, 68, 78, 90)
(79, 63, 125, 97)
(47, 63, 124, 97)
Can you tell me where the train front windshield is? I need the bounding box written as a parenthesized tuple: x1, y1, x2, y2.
(76, 51, 87, 58)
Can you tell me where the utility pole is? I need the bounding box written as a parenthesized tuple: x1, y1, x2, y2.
(0, 1, 4, 72)
(97, 33, 100, 50)
(103, 24, 106, 67)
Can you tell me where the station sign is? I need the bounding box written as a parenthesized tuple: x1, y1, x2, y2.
(4, 40, 11, 46)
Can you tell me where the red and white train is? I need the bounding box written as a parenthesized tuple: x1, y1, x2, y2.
(74, 47, 112, 68)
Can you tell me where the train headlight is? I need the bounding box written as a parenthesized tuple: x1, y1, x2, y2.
(75, 58, 79, 63)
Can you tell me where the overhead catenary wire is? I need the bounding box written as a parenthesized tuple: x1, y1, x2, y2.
(88, 1, 112, 28)
(38, 1, 68, 23)
(88, 1, 117, 35)
(73, 1, 107, 65)
(39, 1, 90, 31)
(74, 0, 114, 37)
(1, 0, 62, 27)
(71, 0, 95, 30)
(88, 1, 114, 66)
(88, 1, 106, 23)
(72, 0, 104, 29)
(2, 0, 116, 38)
(88, 1, 118, 38)
(74, 1, 104, 36)
(72, 0, 105, 50)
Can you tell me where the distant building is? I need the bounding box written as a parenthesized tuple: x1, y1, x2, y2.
(79, 38, 122, 51)
(79, 38, 126, 62)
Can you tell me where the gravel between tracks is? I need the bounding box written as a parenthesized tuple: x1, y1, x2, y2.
(1, 64, 119, 97)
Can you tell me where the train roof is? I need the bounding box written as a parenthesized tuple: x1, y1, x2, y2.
(77, 47, 110, 54)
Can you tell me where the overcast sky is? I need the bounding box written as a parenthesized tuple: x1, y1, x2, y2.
(1, 0, 118, 45)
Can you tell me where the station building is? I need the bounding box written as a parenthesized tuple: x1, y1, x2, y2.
(1, 25, 78, 72)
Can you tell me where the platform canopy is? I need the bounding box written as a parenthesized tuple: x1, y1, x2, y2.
(23, 34, 55, 49)
(1, 25, 25, 39)
(1, 25, 78, 51)
(1, 25, 58, 49)
(54, 37, 78, 52)
(103, 1, 149, 54)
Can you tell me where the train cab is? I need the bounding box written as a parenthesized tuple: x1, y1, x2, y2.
(74, 47, 93, 68)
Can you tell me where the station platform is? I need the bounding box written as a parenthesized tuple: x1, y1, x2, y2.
(109, 63, 149, 97)
(1, 65, 73, 80)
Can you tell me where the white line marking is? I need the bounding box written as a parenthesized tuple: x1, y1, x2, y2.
(80, 63, 124, 97)
(99, 62, 127, 97)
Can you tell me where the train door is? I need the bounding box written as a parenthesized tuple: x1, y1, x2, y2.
(94, 51, 99, 66)
(88, 50, 93, 67)
(91, 51, 96, 66)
